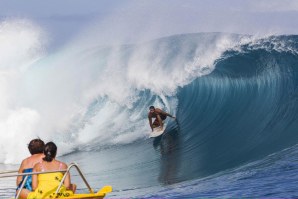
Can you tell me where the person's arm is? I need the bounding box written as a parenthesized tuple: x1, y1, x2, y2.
(61, 163, 71, 189)
(16, 160, 25, 186)
(148, 115, 153, 131)
(166, 112, 175, 119)
(31, 164, 39, 191)
(156, 108, 175, 119)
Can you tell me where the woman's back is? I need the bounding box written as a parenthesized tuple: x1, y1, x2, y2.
(35, 159, 66, 186)
(27, 160, 73, 198)
(27, 142, 74, 199)
(38, 159, 64, 171)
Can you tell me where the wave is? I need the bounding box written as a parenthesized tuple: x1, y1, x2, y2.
(1, 18, 298, 184)
(0, 22, 246, 164)
(173, 35, 298, 180)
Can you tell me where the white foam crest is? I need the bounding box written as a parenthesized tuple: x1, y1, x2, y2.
(251, 37, 298, 55)
(0, 19, 45, 117)
(76, 100, 146, 147)
(0, 108, 40, 164)
(127, 34, 240, 95)
(0, 19, 46, 164)
(231, 34, 298, 55)
(185, 34, 239, 77)
(0, 19, 45, 71)
(5, 44, 145, 156)
(74, 96, 175, 149)
(81, 47, 140, 109)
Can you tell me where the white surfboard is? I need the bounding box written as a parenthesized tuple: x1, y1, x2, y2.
(149, 127, 165, 138)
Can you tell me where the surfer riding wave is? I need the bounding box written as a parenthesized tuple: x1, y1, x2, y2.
(148, 106, 176, 132)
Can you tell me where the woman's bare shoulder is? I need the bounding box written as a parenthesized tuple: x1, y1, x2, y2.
(58, 161, 68, 169)
(62, 162, 68, 168)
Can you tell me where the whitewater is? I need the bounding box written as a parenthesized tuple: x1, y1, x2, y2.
(1, 20, 298, 198)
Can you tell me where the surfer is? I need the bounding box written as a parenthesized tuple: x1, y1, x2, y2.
(148, 106, 176, 131)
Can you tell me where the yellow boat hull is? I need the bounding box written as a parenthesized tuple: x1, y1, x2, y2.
(61, 185, 112, 199)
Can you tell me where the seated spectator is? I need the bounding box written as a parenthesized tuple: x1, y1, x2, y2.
(27, 141, 76, 199)
(16, 138, 45, 199)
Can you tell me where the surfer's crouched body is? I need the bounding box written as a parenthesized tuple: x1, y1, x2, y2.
(148, 106, 176, 131)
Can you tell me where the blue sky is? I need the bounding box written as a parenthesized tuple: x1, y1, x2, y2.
(1, 0, 298, 49)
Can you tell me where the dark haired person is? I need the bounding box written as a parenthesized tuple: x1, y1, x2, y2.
(148, 106, 176, 131)
(27, 142, 75, 199)
(16, 138, 45, 199)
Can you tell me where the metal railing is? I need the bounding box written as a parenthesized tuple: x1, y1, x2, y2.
(0, 162, 94, 199)
(55, 163, 94, 195)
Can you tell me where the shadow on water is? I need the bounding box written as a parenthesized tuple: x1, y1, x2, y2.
(153, 120, 182, 185)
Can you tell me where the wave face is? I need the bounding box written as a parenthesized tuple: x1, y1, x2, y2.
(174, 35, 298, 181)
(1, 20, 298, 197)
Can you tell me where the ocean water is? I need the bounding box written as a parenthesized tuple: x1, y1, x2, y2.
(1, 20, 298, 198)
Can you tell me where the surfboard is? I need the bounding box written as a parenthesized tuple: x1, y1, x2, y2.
(149, 127, 165, 138)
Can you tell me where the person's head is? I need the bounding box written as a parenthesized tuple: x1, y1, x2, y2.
(43, 142, 57, 162)
(149, 106, 155, 113)
(28, 138, 45, 155)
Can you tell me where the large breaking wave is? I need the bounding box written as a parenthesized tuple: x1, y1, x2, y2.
(0, 19, 246, 164)
(1, 20, 298, 192)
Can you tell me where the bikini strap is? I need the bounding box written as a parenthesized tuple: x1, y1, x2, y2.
(39, 160, 45, 172)
(59, 162, 63, 170)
